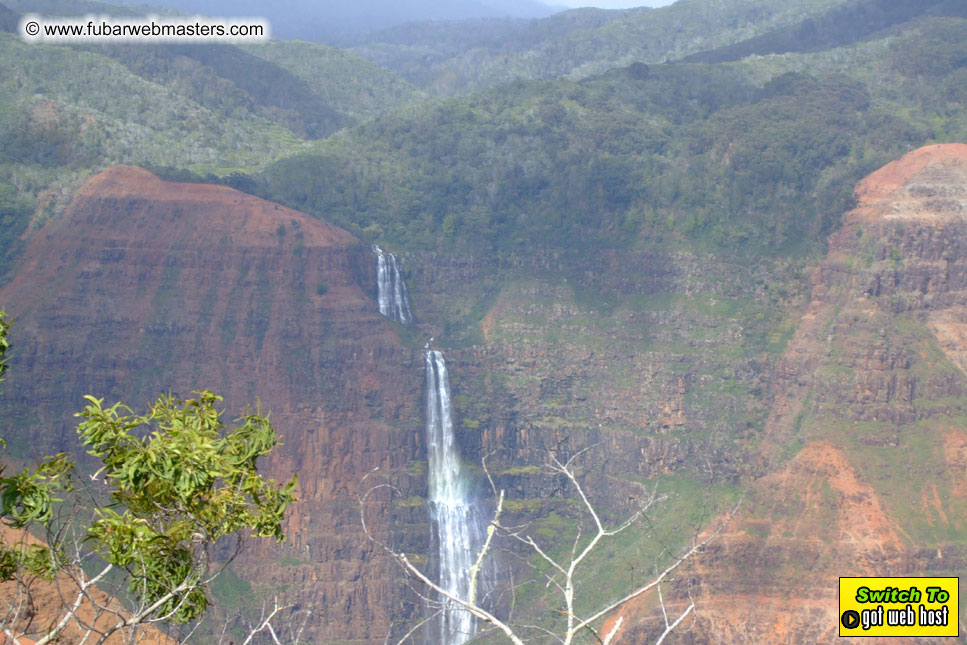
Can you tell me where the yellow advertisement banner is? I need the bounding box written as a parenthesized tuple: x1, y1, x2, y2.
(839, 577, 959, 637)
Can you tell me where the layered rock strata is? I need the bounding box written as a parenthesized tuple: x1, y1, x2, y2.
(0, 167, 424, 642)
(636, 144, 967, 643)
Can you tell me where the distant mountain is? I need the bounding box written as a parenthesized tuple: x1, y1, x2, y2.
(347, 0, 967, 96)
(237, 41, 421, 123)
(0, 2, 17, 32)
(0, 31, 304, 172)
(106, 0, 561, 44)
(684, 0, 967, 63)
(1, 0, 967, 641)
(349, 0, 858, 94)
(91, 40, 419, 139)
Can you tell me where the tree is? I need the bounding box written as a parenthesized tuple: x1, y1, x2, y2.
(362, 448, 739, 645)
(0, 311, 298, 644)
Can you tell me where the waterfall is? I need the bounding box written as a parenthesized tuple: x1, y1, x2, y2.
(374, 245, 412, 323)
(425, 350, 484, 645)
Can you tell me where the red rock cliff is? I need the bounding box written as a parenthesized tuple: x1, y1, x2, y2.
(648, 144, 967, 644)
(0, 167, 424, 642)
(622, 144, 967, 644)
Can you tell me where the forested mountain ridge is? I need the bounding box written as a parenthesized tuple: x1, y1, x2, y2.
(238, 41, 422, 123)
(257, 17, 967, 260)
(684, 0, 967, 63)
(89, 0, 560, 44)
(348, 0, 900, 94)
(1, 0, 967, 641)
(0, 0, 419, 284)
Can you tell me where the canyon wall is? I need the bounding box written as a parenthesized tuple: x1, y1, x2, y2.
(399, 144, 967, 643)
(0, 167, 425, 642)
(5, 145, 967, 643)
(635, 145, 967, 643)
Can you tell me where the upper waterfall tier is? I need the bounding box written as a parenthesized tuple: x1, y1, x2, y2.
(374, 244, 412, 324)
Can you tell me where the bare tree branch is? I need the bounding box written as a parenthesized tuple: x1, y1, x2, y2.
(241, 598, 287, 645)
(34, 563, 113, 645)
(655, 604, 695, 645)
(368, 447, 740, 645)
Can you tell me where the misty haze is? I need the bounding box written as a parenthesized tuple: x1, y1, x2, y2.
(1, 0, 967, 643)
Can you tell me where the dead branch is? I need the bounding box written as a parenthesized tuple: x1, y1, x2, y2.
(365, 450, 740, 645)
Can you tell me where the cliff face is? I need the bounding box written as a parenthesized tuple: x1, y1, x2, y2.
(0, 167, 425, 642)
(7, 146, 967, 642)
(648, 144, 967, 643)
(409, 245, 791, 475)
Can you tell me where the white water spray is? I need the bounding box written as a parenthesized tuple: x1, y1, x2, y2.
(374, 245, 412, 323)
(425, 350, 482, 644)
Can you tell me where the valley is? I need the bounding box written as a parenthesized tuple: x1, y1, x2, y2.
(1, 0, 966, 643)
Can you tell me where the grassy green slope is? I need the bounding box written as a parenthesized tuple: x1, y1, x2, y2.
(684, 0, 967, 63)
(4, 1, 418, 139)
(239, 41, 422, 123)
(251, 76, 890, 257)
(0, 36, 305, 173)
(0, 0, 430, 241)
(95, 43, 350, 140)
(0, 31, 307, 282)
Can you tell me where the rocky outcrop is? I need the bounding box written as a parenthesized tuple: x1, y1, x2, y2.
(644, 145, 967, 643)
(0, 167, 425, 642)
(0, 526, 177, 644)
(8, 145, 967, 643)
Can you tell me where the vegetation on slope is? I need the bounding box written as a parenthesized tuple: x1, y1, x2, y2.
(0, 0, 427, 285)
(350, 0, 856, 94)
(253, 71, 889, 256)
(252, 17, 967, 260)
(0, 33, 305, 186)
(96, 43, 349, 140)
(239, 41, 422, 122)
(684, 0, 967, 63)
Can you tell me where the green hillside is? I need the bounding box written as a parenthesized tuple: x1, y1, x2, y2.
(96, 43, 350, 139)
(350, 0, 858, 94)
(239, 41, 422, 122)
(0, 31, 307, 274)
(255, 24, 964, 259)
(684, 0, 967, 63)
(0, 34, 303, 173)
(1, 0, 967, 639)
(0, 0, 421, 285)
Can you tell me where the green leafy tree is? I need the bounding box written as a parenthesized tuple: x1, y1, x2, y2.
(0, 311, 297, 644)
